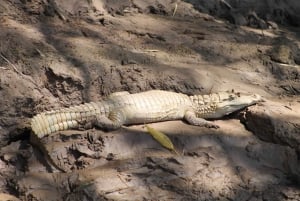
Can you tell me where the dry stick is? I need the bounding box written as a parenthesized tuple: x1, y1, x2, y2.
(144, 49, 160, 52)
(172, 3, 178, 16)
(0, 52, 42, 93)
(48, 0, 66, 21)
(287, 75, 297, 95)
(0, 53, 21, 74)
(117, 174, 129, 187)
(220, 0, 232, 10)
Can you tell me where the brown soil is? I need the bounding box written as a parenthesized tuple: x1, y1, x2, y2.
(0, 0, 299, 200)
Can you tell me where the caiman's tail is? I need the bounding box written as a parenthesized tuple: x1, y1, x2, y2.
(31, 102, 104, 138)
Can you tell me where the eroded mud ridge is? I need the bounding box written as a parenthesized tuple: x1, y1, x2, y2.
(0, 0, 299, 200)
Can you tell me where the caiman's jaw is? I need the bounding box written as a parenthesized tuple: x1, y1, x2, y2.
(196, 92, 263, 119)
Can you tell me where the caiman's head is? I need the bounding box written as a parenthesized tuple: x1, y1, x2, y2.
(191, 91, 263, 119)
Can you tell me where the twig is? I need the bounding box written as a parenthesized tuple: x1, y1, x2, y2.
(48, 0, 66, 21)
(220, 0, 232, 10)
(0, 53, 21, 74)
(284, 105, 292, 110)
(117, 174, 129, 187)
(0, 52, 42, 93)
(288, 83, 297, 95)
(286, 74, 297, 95)
(278, 63, 299, 68)
(35, 48, 45, 57)
(144, 49, 160, 52)
(105, 187, 129, 195)
(172, 3, 178, 17)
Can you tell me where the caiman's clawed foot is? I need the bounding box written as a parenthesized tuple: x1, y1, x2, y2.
(204, 122, 219, 129)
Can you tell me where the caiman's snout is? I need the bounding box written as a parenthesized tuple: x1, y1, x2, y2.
(237, 93, 263, 106)
(206, 92, 264, 118)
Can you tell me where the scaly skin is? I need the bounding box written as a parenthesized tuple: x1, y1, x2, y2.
(31, 90, 262, 138)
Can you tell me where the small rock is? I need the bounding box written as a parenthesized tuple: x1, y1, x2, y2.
(266, 20, 278, 29)
(270, 45, 294, 64)
(230, 12, 247, 26)
(241, 100, 300, 153)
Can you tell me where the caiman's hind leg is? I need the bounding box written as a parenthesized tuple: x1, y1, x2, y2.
(184, 110, 219, 129)
(94, 110, 126, 130)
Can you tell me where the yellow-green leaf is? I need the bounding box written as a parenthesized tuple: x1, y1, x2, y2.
(145, 125, 178, 154)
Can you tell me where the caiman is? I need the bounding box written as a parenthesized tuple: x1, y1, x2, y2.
(31, 90, 263, 138)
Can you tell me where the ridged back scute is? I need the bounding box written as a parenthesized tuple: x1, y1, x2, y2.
(189, 93, 221, 105)
(189, 93, 220, 116)
(107, 90, 191, 110)
(189, 92, 238, 105)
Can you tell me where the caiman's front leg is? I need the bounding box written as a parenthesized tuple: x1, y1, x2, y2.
(94, 111, 125, 130)
(184, 110, 219, 129)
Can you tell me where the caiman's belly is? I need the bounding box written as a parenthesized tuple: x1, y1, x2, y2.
(122, 105, 186, 125)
